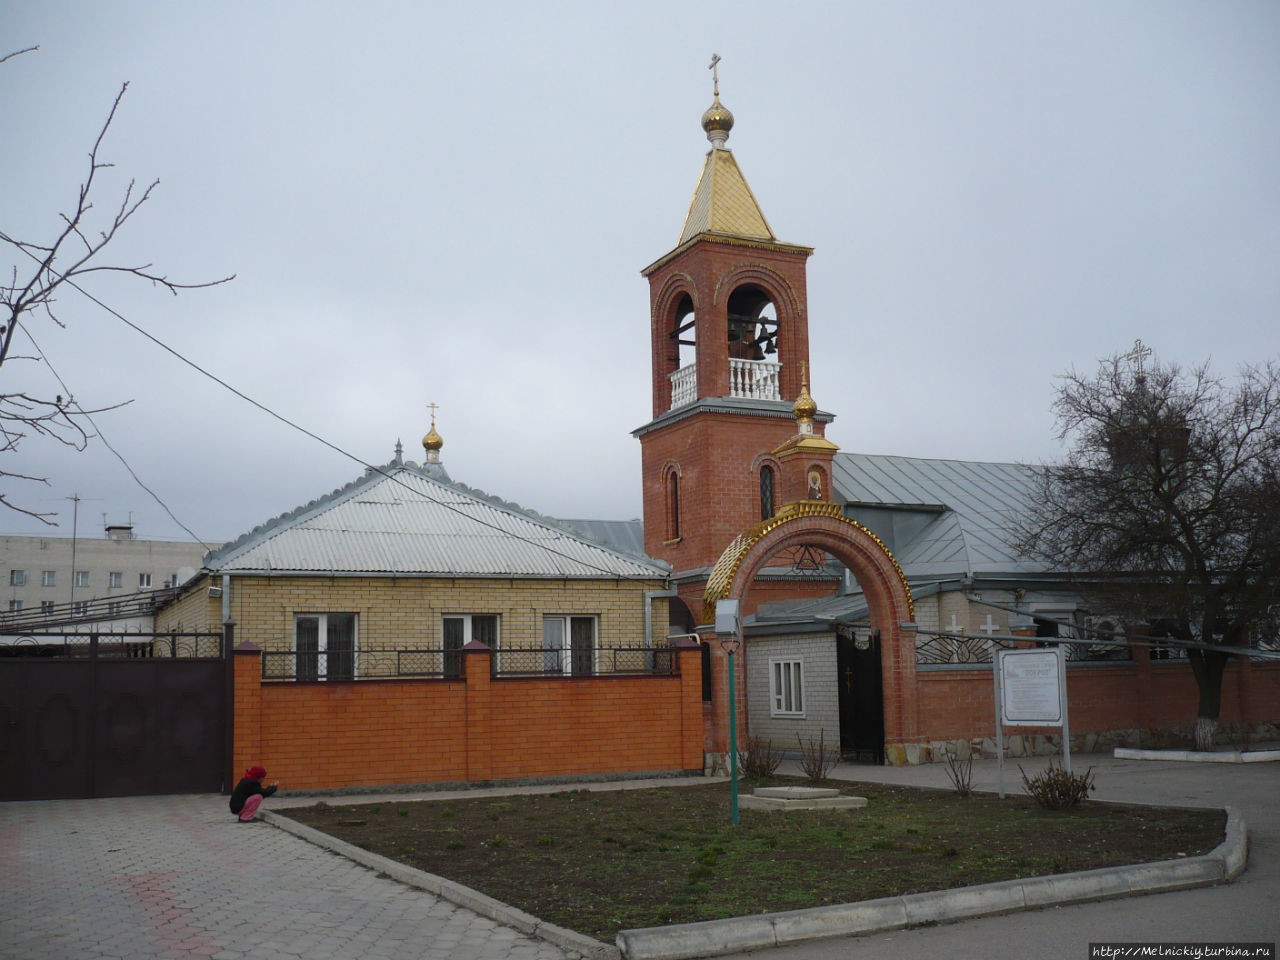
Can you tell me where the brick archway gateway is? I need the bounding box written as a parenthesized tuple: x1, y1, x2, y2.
(701, 501, 919, 754)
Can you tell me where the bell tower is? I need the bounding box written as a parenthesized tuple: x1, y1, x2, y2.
(634, 60, 838, 625)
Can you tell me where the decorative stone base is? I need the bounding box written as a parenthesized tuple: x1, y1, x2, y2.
(884, 720, 1280, 766)
(741, 786, 868, 811)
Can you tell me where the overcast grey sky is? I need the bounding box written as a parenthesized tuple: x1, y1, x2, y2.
(3, 2, 1277, 546)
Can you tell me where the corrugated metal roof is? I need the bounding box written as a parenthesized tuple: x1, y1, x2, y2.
(554, 518, 647, 560)
(205, 465, 669, 580)
(833, 453, 1044, 576)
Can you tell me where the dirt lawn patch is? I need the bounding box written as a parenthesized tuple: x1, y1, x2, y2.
(282, 779, 1225, 943)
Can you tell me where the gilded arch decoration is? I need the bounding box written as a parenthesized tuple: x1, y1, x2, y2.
(702, 500, 913, 623)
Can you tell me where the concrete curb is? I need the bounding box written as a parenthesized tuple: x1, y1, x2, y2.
(1115, 747, 1280, 763)
(614, 807, 1248, 960)
(262, 810, 619, 960)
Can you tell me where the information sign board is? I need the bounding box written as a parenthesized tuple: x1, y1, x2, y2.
(999, 648, 1064, 725)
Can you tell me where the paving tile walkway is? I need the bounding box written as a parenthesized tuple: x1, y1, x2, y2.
(0, 793, 572, 960)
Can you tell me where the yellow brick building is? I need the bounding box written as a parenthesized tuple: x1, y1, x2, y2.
(156, 442, 672, 680)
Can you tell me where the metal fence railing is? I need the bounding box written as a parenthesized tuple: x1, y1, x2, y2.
(0, 630, 224, 659)
(260, 648, 463, 681)
(915, 632, 1132, 666)
(257, 644, 679, 681)
(493, 645, 677, 678)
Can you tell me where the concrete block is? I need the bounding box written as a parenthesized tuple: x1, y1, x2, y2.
(1217, 806, 1248, 880)
(741, 794, 867, 812)
(754, 786, 840, 800)
(901, 880, 1026, 923)
(617, 915, 776, 960)
(768, 897, 910, 946)
(884, 744, 907, 767)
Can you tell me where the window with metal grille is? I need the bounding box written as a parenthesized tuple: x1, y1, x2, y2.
(295, 613, 357, 681)
(542, 615, 597, 675)
(442, 614, 499, 677)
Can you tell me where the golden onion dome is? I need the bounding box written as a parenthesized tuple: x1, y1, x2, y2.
(793, 385, 817, 422)
(701, 96, 734, 142)
(422, 424, 443, 454)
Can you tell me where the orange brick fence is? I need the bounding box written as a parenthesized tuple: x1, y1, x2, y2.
(231, 638, 704, 791)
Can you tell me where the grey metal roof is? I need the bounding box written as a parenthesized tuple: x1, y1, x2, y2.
(205, 463, 669, 580)
(554, 518, 647, 560)
(833, 453, 1045, 577)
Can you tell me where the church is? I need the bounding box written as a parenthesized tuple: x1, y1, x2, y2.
(630, 72, 1278, 766)
(151, 71, 1278, 778)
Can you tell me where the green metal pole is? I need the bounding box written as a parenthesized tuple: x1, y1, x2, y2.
(728, 648, 739, 826)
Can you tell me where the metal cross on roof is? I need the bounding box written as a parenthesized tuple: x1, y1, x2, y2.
(709, 53, 722, 97)
(1121, 339, 1153, 379)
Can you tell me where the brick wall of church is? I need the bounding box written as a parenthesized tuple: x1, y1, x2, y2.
(909, 659, 1279, 751)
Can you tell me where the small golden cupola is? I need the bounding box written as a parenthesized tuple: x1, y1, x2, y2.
(771, 362, 839, 502)
(701, 53, 734, 148)
(422, 403, 443, 464)
(792, 364, 819, 436)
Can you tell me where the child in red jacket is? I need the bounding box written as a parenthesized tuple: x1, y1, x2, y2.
(229, 765, 279, 822)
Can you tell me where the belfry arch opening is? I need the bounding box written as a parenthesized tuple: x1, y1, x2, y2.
(726, 284, 779, 362)
(726, 283, 780, 402)
(670, 293, 696, 368)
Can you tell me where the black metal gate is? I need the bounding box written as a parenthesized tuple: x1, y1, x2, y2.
(0, 631, 228, 800)
(836, 628, 885, 764)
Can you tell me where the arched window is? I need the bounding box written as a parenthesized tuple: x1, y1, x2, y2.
(666, 470, 681, 541)
(760, 465, 775, 520)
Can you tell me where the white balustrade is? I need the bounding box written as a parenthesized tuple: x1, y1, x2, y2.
(730, 358, 781, 401)
(669, 359, 782, 410)
(669, 364, 697, 409)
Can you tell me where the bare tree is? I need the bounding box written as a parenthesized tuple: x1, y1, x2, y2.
(2, 51, 232, 521)
(1017, 346, 1280, 750)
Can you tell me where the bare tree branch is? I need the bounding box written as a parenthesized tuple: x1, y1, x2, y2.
(1, 61, 234, 521)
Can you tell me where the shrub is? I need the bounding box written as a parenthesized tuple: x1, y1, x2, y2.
(738, 736, 783, 780)
(796, 731, 840, 782)
(1019, 760, 1095, 808)
(942, 745, 974, 797)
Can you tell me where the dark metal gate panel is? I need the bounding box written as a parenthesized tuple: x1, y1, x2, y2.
(0, 632, 226, 801)
(836, 629, 885, 764)
(93, 660, 226, 798)
(0, 661, 96, 800)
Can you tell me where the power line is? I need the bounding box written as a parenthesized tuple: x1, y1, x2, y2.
(19, 324, 216, 549)
(17, 254, 666, 582)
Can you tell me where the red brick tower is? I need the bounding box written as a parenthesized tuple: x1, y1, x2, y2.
(634, 76, 840, 628)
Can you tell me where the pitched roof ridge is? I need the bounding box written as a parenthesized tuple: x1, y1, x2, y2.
(205, 461, 445, 568)
(205, 461, 669, 577)
(835, 450, 1037, 471)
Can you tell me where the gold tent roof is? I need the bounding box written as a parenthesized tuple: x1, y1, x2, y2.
(677, 147, 776, 246)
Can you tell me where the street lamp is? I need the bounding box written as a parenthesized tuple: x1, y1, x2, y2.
(715, 599, 742, 826)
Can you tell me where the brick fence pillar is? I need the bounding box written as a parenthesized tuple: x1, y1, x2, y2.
(674, 637, 704, 771)
(463, 640, 493, 782)
(232, 642, 263, 779)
